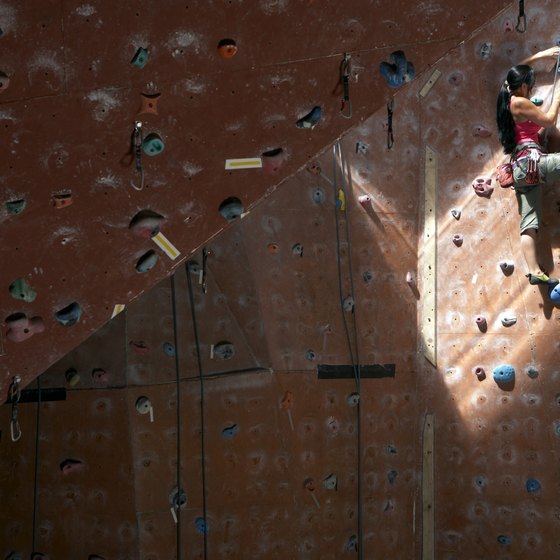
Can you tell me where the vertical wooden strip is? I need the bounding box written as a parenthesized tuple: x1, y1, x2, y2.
(422, 146, 437, 366)
(422, 413, 435, 560)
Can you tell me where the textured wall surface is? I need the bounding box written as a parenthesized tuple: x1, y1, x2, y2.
(0, 0, 510, 394)
(4, 1, 560, 559)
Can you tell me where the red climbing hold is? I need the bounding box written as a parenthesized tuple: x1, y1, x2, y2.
(5, 313, 45, 342)
(472, 176, 494, 198)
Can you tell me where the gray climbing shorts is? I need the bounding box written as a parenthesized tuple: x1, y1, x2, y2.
(513, 152, 560, 234)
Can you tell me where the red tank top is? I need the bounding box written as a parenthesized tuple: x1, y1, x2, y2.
(514, 119, 540, 145)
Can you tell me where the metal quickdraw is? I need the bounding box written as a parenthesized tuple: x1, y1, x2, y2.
(131, 121, 144, 191)
(387, 100, 394, 150)
(340, 53, 352, 119)
(201, 248, 209, 294)
(9, 375, 22, 442)
(516, 0, 526, 33)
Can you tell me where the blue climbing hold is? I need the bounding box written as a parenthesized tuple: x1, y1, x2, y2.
(526, 478, 541, 493)
(54, 302, 82, 327)
(296, 105, 322, 129)
(195, 517, 207, 535)
(344, 535, 358, 552)
(163, 342, 176, 357)
(222, 424, 238, 439)
(380, 50, 415, 88)
(497, 535, 512, 545)
(493, 364, 515, 384)
(549, 283, 560, 303)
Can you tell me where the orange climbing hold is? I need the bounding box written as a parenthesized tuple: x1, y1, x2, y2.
(218, 39, 238, 59)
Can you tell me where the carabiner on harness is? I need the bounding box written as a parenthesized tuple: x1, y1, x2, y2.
(340, 53, 352, 119)
(131, 121, 145, 191)
(516, 0, 526, 33)
(387, 100, 394, 150)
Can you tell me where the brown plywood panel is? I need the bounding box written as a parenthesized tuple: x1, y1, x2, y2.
(34, 389, 137, 559)
(0, 0, 510, 395)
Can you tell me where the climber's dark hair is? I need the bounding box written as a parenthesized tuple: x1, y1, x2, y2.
(496, 64, 536, 154)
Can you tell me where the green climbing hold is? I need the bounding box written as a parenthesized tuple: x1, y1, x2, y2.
(9, 277, 37, 302)
(131, 47, 148, 69)
(6, 199, 26, 215)
(142, 133, 164, 156)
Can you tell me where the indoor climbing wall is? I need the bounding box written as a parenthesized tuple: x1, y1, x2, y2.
(4, 1, 560, 560)
(0, 0, 511, 397)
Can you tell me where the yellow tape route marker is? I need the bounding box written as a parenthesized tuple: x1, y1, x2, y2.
(225, 158, 262, 170)
(111, 304, 125, 318)
(152, 232, 180, 260)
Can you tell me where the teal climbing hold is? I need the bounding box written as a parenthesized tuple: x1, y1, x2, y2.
(136, 250, 158, 273)
(6, 199, 26, 215)
(9, 278, 37, 302)
(131, 47, 148, 69)
(219, 197, 244, 222)
(142, 133, 164, 156)
(497, 535, 512, 545)
(493, 364, 515, 384)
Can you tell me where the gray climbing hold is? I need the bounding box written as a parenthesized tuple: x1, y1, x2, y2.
(305, 350, 316, 361)
(500, 313, 517, 327)
(323, 473, 337, 490)
(311, 187, 325, 204)
(499, 260, 514, 276)
(170, 487, 187, 509)
(213, 341, 234, 360)
(497, 535, 511, 545)
(163, 342, 176, 357)
(526, 367, 539, 379)
(451, 208, 461, 220)
(343, 296, 354, 312)
(347, 392, 360, 407)
(291, 243, 304, 256)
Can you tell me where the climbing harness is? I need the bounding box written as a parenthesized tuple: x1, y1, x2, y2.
(340, 53, 353, 119)
(9, 375, 22, 442)
(516, 0, 526, 33)
(386, 100, 394, 150)
(131, 121, 144, 191)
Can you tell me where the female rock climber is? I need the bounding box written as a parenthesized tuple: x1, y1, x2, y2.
(496, 46, 560, 285)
